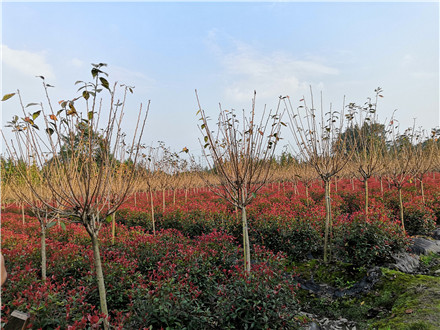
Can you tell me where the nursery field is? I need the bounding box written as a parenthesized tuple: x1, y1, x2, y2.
(2, 174, 440, 329)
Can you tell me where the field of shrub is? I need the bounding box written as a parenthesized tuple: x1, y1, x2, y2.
(1, 174, 439, 329)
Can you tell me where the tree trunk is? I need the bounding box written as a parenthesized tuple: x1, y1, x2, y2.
(173, 189, 176, 206)
(185, 189, 188, 204)
(323, 179, 332, 264)
(41, 221, 47, 282)
(134, 192, 137, 207)
(111, 213, 116, 245)
(380, 177, 384, 197)
(149, 188, 156, 236)
(162, 189, 166, 213)
(91, 234, 109, 330)
(305, 185, 309, 206)
(420, 179, 425, 204)
(364, 178, 369, 216)
(22, 203, 25, 225)
(398, 186, 405, 232)
(242, 205, 251, 273)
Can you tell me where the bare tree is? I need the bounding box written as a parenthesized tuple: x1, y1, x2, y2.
(345, 88, 386, 215)
(410, 130, 436, 204)
(140, 143, 167, 236)
(285, 89, 352, 263)
(2, 64, 148, 329)
(293, 160, 317, 206)
(384, 120, 420, 232)
(195, 90, 285, 273)
(2, 161, 60, 282)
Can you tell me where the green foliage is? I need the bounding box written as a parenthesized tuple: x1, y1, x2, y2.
(403, 200, 437, 236)
(249, 217, 322, 261)
(371, 269, 440, 329)
(333, 211, 409, 266)
(339, 122, 387, 155)
(213, 267, 299, 329)
(2, 92, 16, 101)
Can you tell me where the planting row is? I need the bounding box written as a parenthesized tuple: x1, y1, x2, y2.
(2, 212, 302, 329)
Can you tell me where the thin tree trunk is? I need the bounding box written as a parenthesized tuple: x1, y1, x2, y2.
(380, 177, 384, 197)
(398, 186, 405, 232)
(173, 189, 176, 206)
(41, 220, 47, 282)
(242, 205, 251, 273)
(420, 179, 425, 204)
(149, 188, 156, 236)
(91, 234, 109, 330)
(334, 176, 338, 192)
(22, 203, 25, 225)
(162, 189, 166, 213)
(323, 179, 331, 264)
(364, 178, 369, 216)
(351, 178, 355, 191)
(185, 189, 188, 204)
(134, 192, 137, 207)
(111, 213, 116, 245)
(305, 185, 309, 206)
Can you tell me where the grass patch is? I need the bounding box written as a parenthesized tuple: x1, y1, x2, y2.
(293, 259, 367, 289)
(294, 261, 440, 329)
(371, 269, 440, 329)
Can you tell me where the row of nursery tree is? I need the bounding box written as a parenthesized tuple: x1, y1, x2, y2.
(2, 65, 439, 329)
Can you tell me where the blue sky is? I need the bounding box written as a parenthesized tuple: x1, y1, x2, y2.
(1, 1, 439, 157)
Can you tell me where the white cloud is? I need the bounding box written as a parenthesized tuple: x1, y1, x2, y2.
(213, 40, 338, 103)
(110, 65, 156, 91)
(70, 58, 84, 68)
(1, 44, 55, 80)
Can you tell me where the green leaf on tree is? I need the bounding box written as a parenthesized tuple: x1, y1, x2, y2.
(60, 221, 66, 231)
(2, 93, 16, 101)
(46, 222, 57, 229)
(32, 111, 41, 120)
(91, 68, 100, 78)
(83, 90, 90, 100)
(100, 77, 110, 91)
(67, 103, 77, 115)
